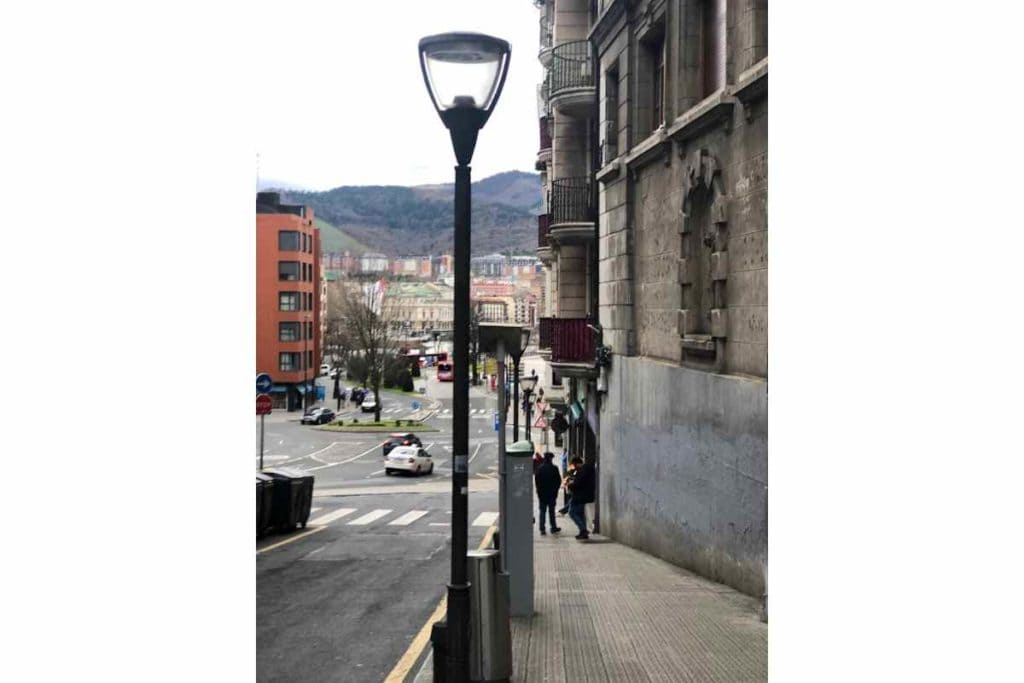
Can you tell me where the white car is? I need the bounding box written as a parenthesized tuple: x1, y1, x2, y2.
(384, 446, 434, 476)
(360, 396, 378, 413)
(319, 364, 331, 376)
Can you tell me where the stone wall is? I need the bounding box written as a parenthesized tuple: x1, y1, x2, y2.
(600, 355, 767, 596)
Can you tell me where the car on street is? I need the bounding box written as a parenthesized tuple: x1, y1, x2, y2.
(301, 406, 336, 425)
(382, 432, 423, 457)
(436, 361, 453, 382)
(319, 363, 331, 376)
(360, 395, 378, 413)
(384, 445, 434, 476)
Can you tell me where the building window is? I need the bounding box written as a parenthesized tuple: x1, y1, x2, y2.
(279, 292, 301, 311)
(278, 261, 300, 281)
(306, 350, 313, 369)
(700, 0, 726, 97)
(639, 23, 666, 138)
(279, 231, 301, 251)
(306, 321, 313, 339)
(602, 66, 619, 162)
(279, 322, 301, 341)
(279, 352, 301, 372)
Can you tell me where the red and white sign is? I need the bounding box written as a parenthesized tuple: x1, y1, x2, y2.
(256, 394, 272, 416)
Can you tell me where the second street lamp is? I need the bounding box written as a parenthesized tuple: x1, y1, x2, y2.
(419, 31, 510, 683)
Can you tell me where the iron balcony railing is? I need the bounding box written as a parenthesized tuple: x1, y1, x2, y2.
(537, 213, 552, 248)
(538, 116, 552, 151)
(551, 176, 595, 225)
(546, 317, 595, 364)
(538, 317, 554, 350)
(550, 40, 594, 97)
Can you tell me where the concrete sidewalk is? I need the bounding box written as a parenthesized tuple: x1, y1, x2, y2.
(414, 530, 767, 682)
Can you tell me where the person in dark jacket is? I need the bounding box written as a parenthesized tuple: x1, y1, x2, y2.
(534, 452, 562, 535)
(567, 457, 595, 540)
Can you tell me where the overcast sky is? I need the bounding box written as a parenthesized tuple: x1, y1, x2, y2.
(256, 1, 543, 191)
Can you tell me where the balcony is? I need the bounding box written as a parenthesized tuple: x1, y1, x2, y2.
(549, 176, 595, 243)
(535, 116, 552, 169)
(550, 40, 595, 116)
(540, 317, 597, 376)
(536, 213, 553, 263)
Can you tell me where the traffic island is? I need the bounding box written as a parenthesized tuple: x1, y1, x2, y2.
(315, 419, 439, 433)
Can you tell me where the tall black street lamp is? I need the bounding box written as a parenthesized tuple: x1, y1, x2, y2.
(521, 373, 538, 441)
(509, 327, 530, 441)
(419, 31, 510, 682)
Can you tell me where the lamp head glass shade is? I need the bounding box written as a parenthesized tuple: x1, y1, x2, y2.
(520, 327, 531, 353)
(419, 33, 511, 117)
(520, 375, 538, 392)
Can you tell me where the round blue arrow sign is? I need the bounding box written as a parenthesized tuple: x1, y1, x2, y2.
(256, 373, 273, 394)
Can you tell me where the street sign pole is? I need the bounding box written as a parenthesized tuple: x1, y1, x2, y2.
(260, 414, 265, 471)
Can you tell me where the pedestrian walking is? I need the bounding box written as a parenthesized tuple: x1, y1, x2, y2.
(566, 457, 595, 540)
(534, 452, 562, 536)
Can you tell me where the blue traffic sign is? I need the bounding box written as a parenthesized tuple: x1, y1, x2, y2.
(494, 411, 500, 432)
(256, 373, 273, 394)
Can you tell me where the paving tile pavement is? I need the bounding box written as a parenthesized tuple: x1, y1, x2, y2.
(511, 533, 768, 682)
(414, 530, 767, 682)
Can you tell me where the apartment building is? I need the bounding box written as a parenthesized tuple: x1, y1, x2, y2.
(256, 192, 322, 411)
(533, 0, 767, 599)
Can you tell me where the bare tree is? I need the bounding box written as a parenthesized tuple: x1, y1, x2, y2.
(337, 279, 402, 423)
(324, 280, 355, 371)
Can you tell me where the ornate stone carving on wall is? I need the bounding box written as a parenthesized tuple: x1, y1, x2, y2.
(677, 148, 729, 371)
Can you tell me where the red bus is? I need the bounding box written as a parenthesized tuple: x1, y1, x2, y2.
(437, 361, 453, 382)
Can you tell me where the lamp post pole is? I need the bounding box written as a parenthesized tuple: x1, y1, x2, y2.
(512, 356, 520, 442)
(419, 32, 510, 682)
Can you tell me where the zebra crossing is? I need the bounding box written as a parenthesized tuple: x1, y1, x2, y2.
(434, 408, 494, 420)
(307, 506, 498, 529)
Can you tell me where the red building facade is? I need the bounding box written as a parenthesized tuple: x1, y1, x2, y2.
(256, 192, 321, 411)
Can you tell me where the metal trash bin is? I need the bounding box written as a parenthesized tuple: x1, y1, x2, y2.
(263, 467, 314, 531)
(256, 472, 275, 537)
(468, 549, 511, 682)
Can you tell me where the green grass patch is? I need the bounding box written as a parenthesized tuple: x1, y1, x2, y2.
(317, 419, 438, 433)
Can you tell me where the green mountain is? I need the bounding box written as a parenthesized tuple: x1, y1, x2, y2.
(278, 171, 541, 257)
(314, 217, 371, 255)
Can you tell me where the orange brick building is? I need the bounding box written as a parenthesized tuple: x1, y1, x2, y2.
(256, 192, 321, 411)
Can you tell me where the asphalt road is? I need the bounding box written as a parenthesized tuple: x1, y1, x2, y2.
(257, 368, 507, 682)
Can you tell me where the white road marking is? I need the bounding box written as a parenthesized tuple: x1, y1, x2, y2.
(368, 469, 385, 477)
(308, 508, 357, 525)
(429, 522, 451, 527)
(310, 507, 322, 514)
(305, 444, 342, 464)
(472, 512, 499, 527)
(307, 442, 381, 471)
(468, 442, 483, 464)
(389, 510, 429, 526)
(348, 509, 393, 525)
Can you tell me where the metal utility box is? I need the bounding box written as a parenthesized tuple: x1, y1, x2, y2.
(468, 549, 511, 682)
(504, 440, 535, 617)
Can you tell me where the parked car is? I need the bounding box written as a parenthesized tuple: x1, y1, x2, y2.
(329, 367, 343, 379)
(301, 406, 336, 425)
(382, 432, 423, 457)
(384, 445, 434, 476)
(361, 395, 378, 413)
(319, 363, 331, 376)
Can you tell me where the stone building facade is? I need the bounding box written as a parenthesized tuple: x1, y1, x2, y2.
(534, 0, 767, 599)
